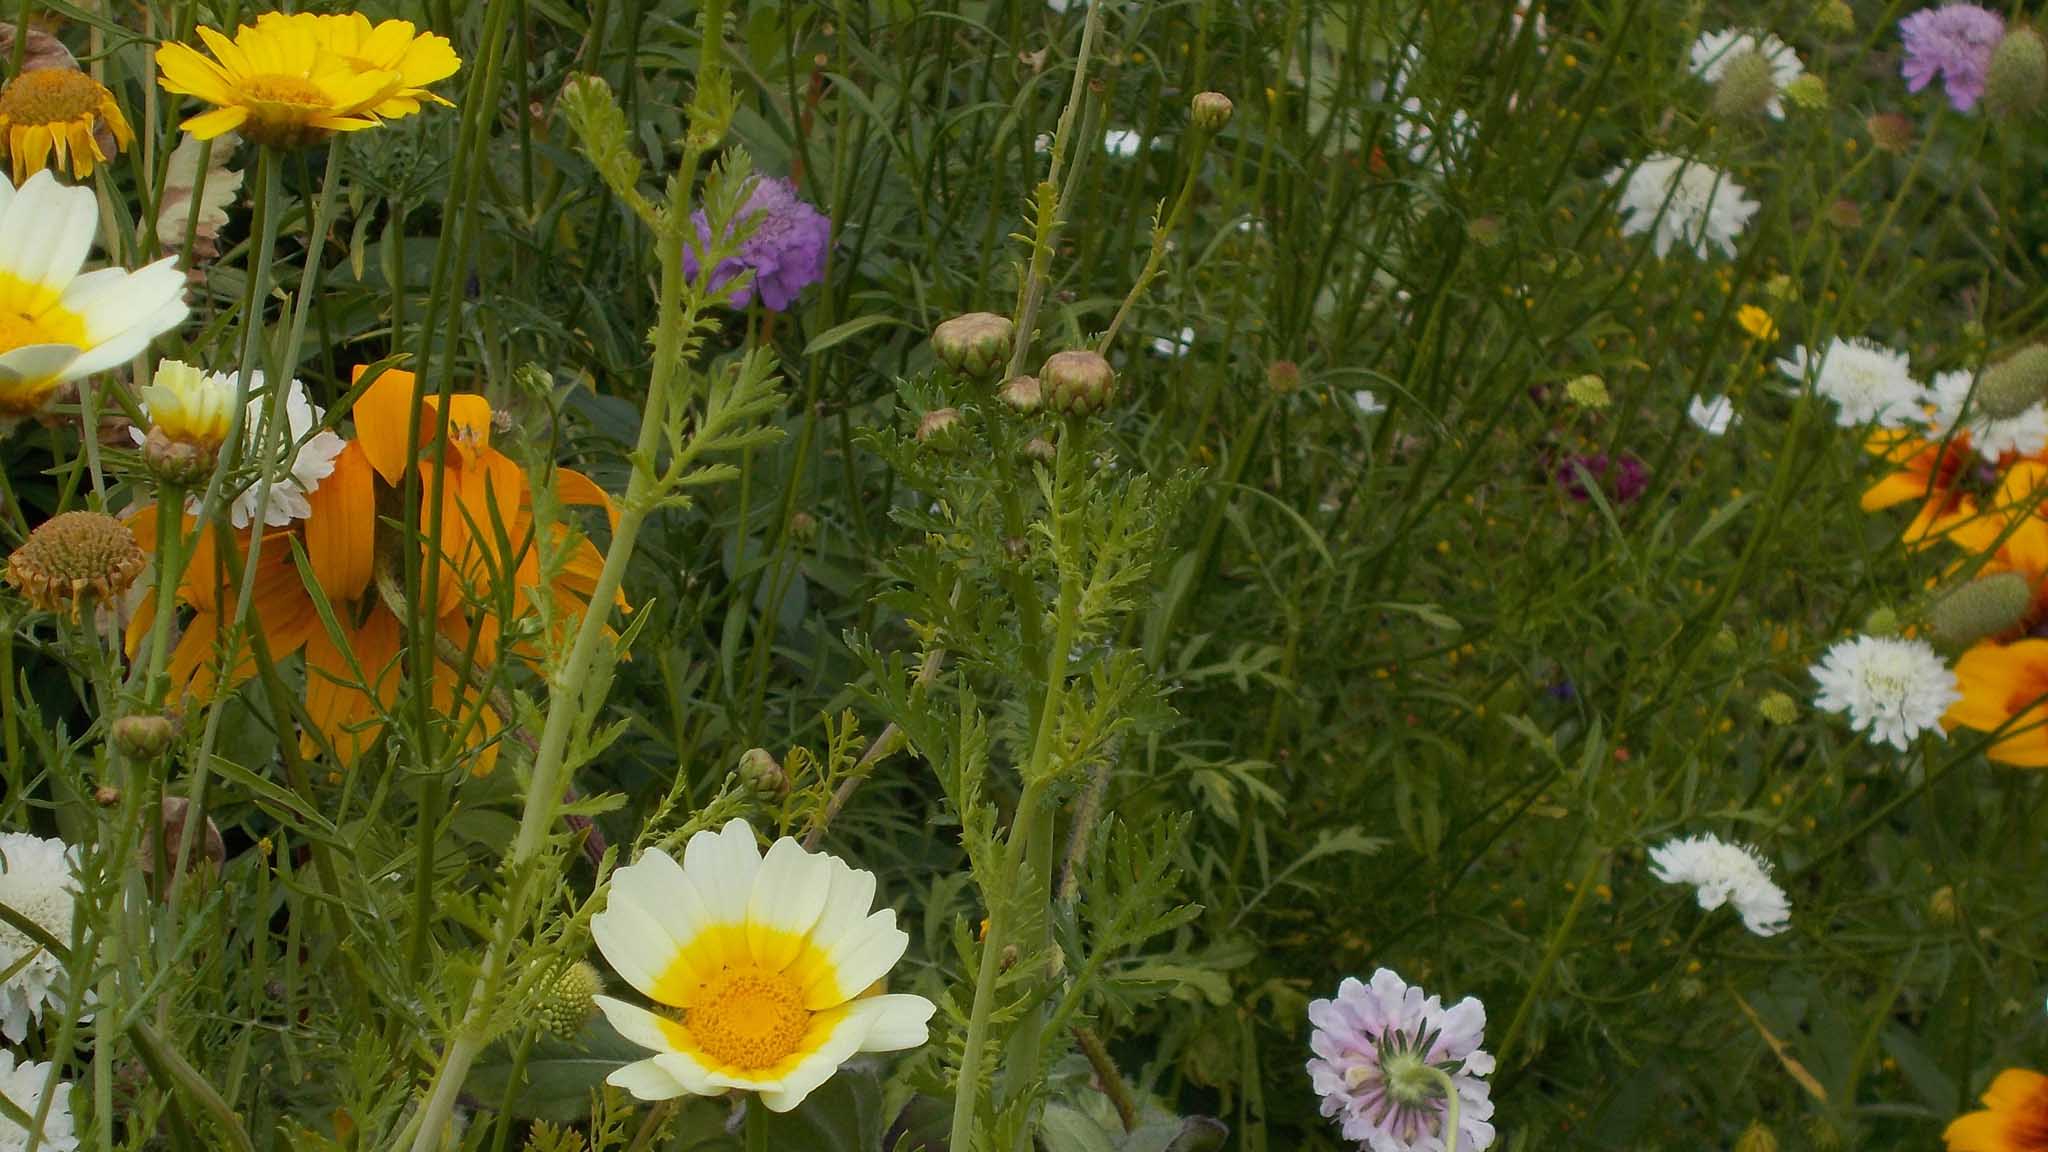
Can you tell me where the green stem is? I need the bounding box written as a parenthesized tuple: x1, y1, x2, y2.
(1097, 130, 1211, 354)
(1427, 1067, 1464, 1152)
(1493, 848, 1603, 1069)
(745, 1102, 771, 1152)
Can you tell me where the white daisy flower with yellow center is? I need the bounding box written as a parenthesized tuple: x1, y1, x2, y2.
(592, 819, 936, 1113)
(0, 169, 187, 422)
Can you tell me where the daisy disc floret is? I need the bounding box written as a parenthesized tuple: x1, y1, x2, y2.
(590, 820, 936, 1112)
(1689, 30, 1808, 119)
(0, 169, 186, 421)
(1607, 154, 1758, 260)
(0, 832, 79, 1043)
(1779, 338, 1925, 429)
(0, 67, 134, 182)
(0, 1049, 77, 1151)
(1649, 833, 1792, 937)
(1306, 968, 1496, 1152)
(1811, 634, 1960, 750)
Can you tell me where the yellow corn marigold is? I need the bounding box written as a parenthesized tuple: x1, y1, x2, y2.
(0, 67, 133, 183)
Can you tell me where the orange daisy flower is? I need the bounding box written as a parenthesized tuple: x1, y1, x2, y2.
(1944, 640, 2048, 767)
(1946, 1068, 2048, 1152)
(129, 367, 616, 773)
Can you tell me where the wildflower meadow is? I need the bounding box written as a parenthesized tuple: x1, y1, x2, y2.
(0, 0, 2046, 1150)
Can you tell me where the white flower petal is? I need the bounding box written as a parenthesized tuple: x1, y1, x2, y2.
(683, 820, 762, 926)
(746, 838, 834, 970)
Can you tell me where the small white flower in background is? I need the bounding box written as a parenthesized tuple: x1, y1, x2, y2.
(1392, 99, 1474, 171)
(591, 819, 935, 1112)
(1353, 390, 1387, 415)
(1103, 128, 1147, 157)
(1778, 338, 1924, 429)
(1649, 833, 1791, 937)
(1926, 368, 2048, 459)
(1607, 153, 1758, 260)
(1150, 326, 1195, 357)
(0, 832, 79, 1044)
(1687, 393, 1737, 435)
(1306, 968, 1496, 1152)
(1510, 2, 1548, 45)
(1688, 29, 1807, 119)
(154, 131, 243, 250)
(1811, 634, 1960, 750)
(0, 1049, 77, 1151)
(203, 374, 347, 529)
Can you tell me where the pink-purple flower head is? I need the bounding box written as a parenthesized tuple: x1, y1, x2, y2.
(1900, 3, 2005, 111)
(1557, 452, 1649, 506)
(682, 175, 831, 312)
(1307, 968, 1497, 1152)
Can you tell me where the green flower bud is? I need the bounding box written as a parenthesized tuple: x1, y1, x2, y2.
(1023, 436, 1056, 463)
(1565, 374, 1611, 409)
(1975, 344, 2048, 421)
(1929, 572, 2033, 652)
(998, 375, 1043, 413)
(1735, 1122, 1779, 1152)
(1988, 26, 2048, 120)
(1928, 884, 1959, 926)
(539, 961, 603, 1037)
(1711, 51, 1779, 120)
(142, 426, 215, 488)
(1758, 692, 1798, 726)
(1191, 91, 1234, 132)
(1783, 73, 1828, 111)
(932, 312, 1015, 378)
(916, 407, 967, 451)
(1041, 350, 1117, 416)
(1863, 606, 1901, 636)
(1815, 0, 1854, 34)
(737, 747, 785, 798)
(113, 714, 175, 760)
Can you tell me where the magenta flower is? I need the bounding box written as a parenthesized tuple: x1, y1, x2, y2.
(683, 176, 831, 311)
(1899, 3, 2005, 111)
(1307, 969, 1497, 1152)
(1556, 453, 1649, 505)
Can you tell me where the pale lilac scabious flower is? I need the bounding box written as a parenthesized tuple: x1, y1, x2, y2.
(1307, 969, 1497, 1152)
(1899, 3, 2005, 111)
(682, 176, 831, 312)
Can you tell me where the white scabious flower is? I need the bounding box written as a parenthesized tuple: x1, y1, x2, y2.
(199, 373, 346, 529)
(1688, 393, 1737, 435)
(0, 1050, 77, 1151)
(0, 832, 79, 1044)
(1926, 368, 2048, 459)
(1649, 833, 1791, 937)
(1354, 390, 1387, 415)
(1102, 128, 1147, 158)
(1689, 29, 1807, 119)
(592, 820, 935, 1112)
(1778, 338, 1925, 429)
(1307, 968, 1496, 1152)
(1607, 154, 1758, 260)
(1811, 634, 1960, 750)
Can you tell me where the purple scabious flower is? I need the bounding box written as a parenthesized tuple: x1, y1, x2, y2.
(1899, 3, 2005, 111)
(1556, 453, 1650, 505)
(682, 176, 831, 311)
(1307, 969, 1497, 1152)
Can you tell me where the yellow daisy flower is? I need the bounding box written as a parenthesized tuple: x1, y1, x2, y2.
(1735, 304, 1778, 342)
(138, 358, 235, 452)
(270, 12, 460, 118)
(155, 15, 423, 150)
(0, 67, 134, 183)
(0, 170, 187, 420)
(592, 820, 936, 1112)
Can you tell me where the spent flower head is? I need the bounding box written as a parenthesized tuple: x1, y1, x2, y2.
(5, 511, 146, 618)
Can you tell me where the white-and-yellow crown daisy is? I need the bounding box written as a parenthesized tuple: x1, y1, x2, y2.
(0, 169, 186, 422)
(591, 819, 936, 1113)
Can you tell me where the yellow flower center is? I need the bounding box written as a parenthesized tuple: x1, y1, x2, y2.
(0, 307, 83, 358)
(0, 69, 104, 126)
(682, 965, 812, 1071)
(242, 74, 332, 111)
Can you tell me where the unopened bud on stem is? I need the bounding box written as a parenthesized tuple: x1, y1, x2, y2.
(1975, 345, 2048, 420)
(933, 312, 1015, 378)
(1928, 571, 2034, 651)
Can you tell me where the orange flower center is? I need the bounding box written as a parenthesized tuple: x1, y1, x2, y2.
(241, 74, 331, 111)
(0, 69, 104, 126)
(682, 965, 811, 1070)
